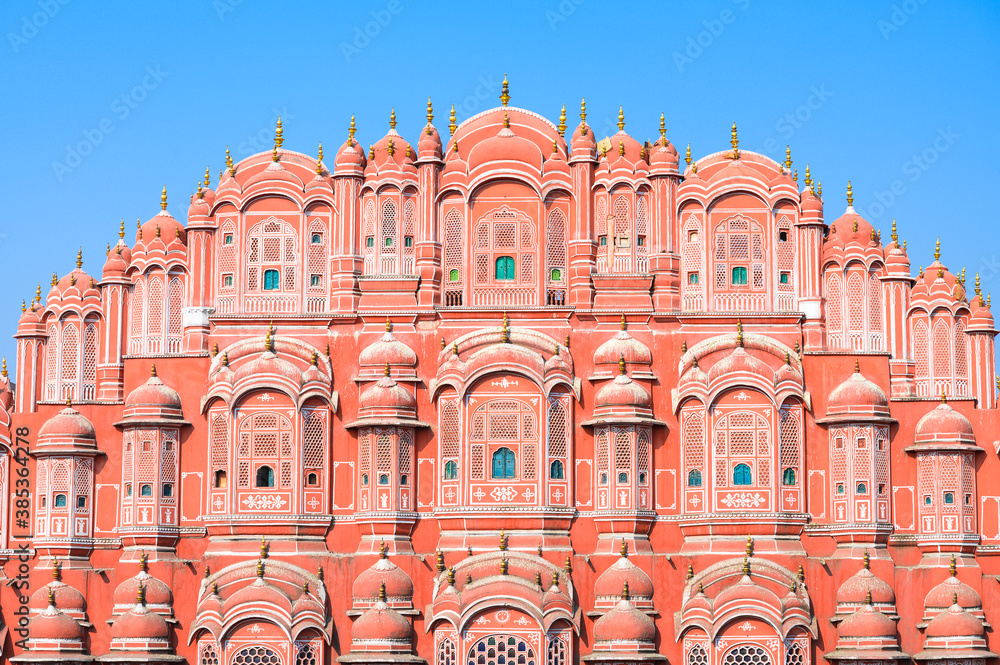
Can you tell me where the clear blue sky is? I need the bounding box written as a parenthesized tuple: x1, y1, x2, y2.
(1, 0, 998, 364)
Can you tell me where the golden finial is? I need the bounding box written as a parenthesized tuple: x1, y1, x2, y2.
(118, 217, 126, 240)
(260, 535, 269, 558)
(315, 143, 324, 175)
(730, 121, 739, 159)
(160, 185, 168, 210)
(47, 586, 56, 608)
(444, 566, 455, 586)
(36, 283, 42, 301)
(621, 580, 630, 601)
(846, 180, 853, 207)
(681, 340, 687, 354)
(378, 581, 387, 602)
(426, 96, 434, 127)
(580, 97, 587, 125)
(745, 535, 754, 557)
(499, 528, 508, 551)
(798, 565, 805, 582)
(950, 553, 957, 576)
(785, 145, 792, 171)
(317, 565, 324, 581)
(453, 140, 459, 153)
(686, 564, 694, 581)
(204, 564, 211, 578)
(558, 104, 567, 137)
(155, 224, 161, 238)
(383, 362, 390, 377)
(941, 386, 947, 403)
(256, 559, 265, 578)
(449, 104, 457, 136)
(865, 590, 872, 606)
(961, 267, 966, 285)
(601, 143, 607, 159)
(659, 113, 667, 144)
(552, 570, 560, 588)
(934, 237, 941, 261)
(436, 550, 445, 572)
(204, 166, 211, 188)
(818, 181, 823, 198)
(500, 73, 510, 106)
(854, 359, 861, 374)
(552, 139, 558, 154)
(500, 555, 508, 575)
(620, 539, 628, 558)
(852, 219, 858, 233)
(975, 273, 981, 296)
(617, 106, 625, 131)
(862, 550, 870, 569)
(736, 319, 744, 347)
(271, 144, 279, 161)
(387, 137, 397, 157)
(620, 312, 627, 330)
(274, 115, 283, 148)
(564, 555, 572, 575)
(741, 557, 750, 576)
(685, 143, 692, 166)
(619, 353, 627, 376)
(369, 144, 375, 159)
(453, 342, 459, 356)
(349, 114, 357, 142)
(138, 549, 149, 571)
(75, 247, 83, 269)
(379, 540, 388, 558)
(502, 112, 510, 129)
(389, 107, 397, 130)
(501, 312, 510, 343)
(793, 168, 797, 183)
(137, 580, 147, 605)
(53, 557, 62, 580)
(618, 140, 625, 156)
(226, 145, 234, 174)
(890, 219, 898, 244)
(150, 363, 157, 378)
(918, 265, 924, 277)
(19, 300, 24, 313)
(310, 351, 318, 367)
(197, 181, 204, 199)
(1, 358, 6, 379)
(804, 164, 812, 187)
(537, 544, 543, 557)
(564, 334, 570, 349)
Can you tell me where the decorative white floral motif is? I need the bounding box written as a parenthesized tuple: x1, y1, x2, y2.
(241, 494, 287, 510)
(495, 611, 509, 622)
(491, 486, 517, 502)
(523, 487, 535, 501)
(740, 621, 753, 631)
(689, 494, 701, 506)
(474, 615, 489, 626)
(257, 393, 275, 402)
(249, 624, 264, 634)
(473, 488, 486, 500)
(720, 492, 766, 509)
(491, 378, 520, 388)
(515, 617, 530, 626)
(736, 391, 750, 401)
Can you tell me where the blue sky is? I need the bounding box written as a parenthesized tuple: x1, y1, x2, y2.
(1, 0, 998, 364)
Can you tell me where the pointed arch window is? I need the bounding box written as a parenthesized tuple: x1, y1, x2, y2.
(491, 447, 516, 479)
(256, 465, 275, 488)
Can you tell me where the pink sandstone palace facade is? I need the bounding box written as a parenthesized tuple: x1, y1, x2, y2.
(2, 80, 999, 665)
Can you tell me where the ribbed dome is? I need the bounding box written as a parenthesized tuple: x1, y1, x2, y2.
(359, 330, 417, 369)
(113, 570, 173, 609)
(914, 402, 975, 444)
(125, 372, 182, 411)
(334, 138, 366, 174)
(592, 596, 655, 644)
(351, 599, 412, 643)
(570, 119, 597, 159)
(801, 189, 823, 215)
(38, 406, 96, 441)
(467, 120, 543, 172)
(30, 604, 83, 642)
(836, 565, 896, 607)
(594, 553, 654, 604)
(838, 604, 896, 639)
(352, 551, 414, 605)
(30, 580, 86, 615)
(925, 572, 982, 613)
(595, 373, 652, 411)
(593, 330, 652, 367)
(707, 346, 769, 383)
(417, 121, 442, 161)
(827, 369, 890, 418)
(102, 243, 130, 279)
(110, 603, 170, 642)
(925, 603, 984, 638)
(358, 374, 416, 413)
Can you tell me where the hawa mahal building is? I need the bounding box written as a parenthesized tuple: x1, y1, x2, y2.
(2, 80, 999, 665)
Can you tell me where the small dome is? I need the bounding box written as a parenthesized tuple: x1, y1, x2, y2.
(827, 369, 890, 419)
(592, 595, 655, 644)
(836, 564, 896, 607)
(358, 374, 416, 413)
(334, 137, 366, 174)
(353, 551, 414, 606)
(138, 210, 186, 247)
(925, 602, 984, 639)
(970, 294, 994, 329)
(707, 346, 770, 384)
(102, 243, 130, 279)
(124, 371, 182, 412)
(467, 121, 543, 173)
(234, 350, 303, 387)
(351, 599, 412, 643)
(593, 329, 653, 368)
(679, 361, 709, 391)
(649, 136, 679, 171)
(359, 330, 417, 369)
(113, 566, 174, 610)
(38, 406, 96, 441)
(838, 604, 896, 639)
(801, 189, 823, 216)
(914, 402, 975, 445)
(30, 580, 86, 615)
(595, 372, 652, 411)
(30, 604, 83, 642)
(417, 122, 443, 161)
(110, 603, 170, 642)
(924, 569, 982, 614)
(187, 191, 210, 220)
(594, 552, 654, 606)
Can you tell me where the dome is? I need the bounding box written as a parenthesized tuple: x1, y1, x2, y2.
(542, 142, 570, 177)
(570, 117, 597, 159)
(836, 564, 896, 607)
(593, 595, 655, 644)
(359, 328, 417, 370)
(594, 372, 652, 411)
(110, 603, 170, 642)
(801, 188, 823, 216)
(38, 405, 96, 442)
(678, 360, 709, 390)
(838, 603, 897, 639)
(417, 114, 443, 161)
(30, 580, 86, 615)
(187, 189, 210, 219)
(353, 550, 414, 606)
(49, 266, 101, 305)
(925, 602, 984, 639)
(30, 603, 83, 642)
(594, 551, 654, 607)
(914, 402, 975, 445)
(597, 129, 648, 175)
(234, 350, 303, 387)
(124, 370, 182, 413)
(467, 117, 544, 173)
(334, 137, 366, 174)
(924, 568, 982, 614)
(970, 293, 994, 329)
(827, 368, 890, 419)
(593, 327, 653, 368)
(649, 132, 679, 172)
(707, 345, 770, 384)
(102, 243, 130, 279)
(113, 561, 174, 610)
(138, 209, 186, 247)
(357, 373, 417, 416)
(351, 598, 412, 644)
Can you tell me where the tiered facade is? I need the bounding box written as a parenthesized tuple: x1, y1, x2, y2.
(3, 81, 1000, 665)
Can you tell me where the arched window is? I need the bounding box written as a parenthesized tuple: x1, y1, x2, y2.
(731, 266, 748, 285)
(256, 465, 275, 488)
(307, 472, 318, 486)
(618, 471, 629, 483)
(688, 468, 703, 487)
(495, 256, 516, 280)
(379, 473, 390, 485)
(361, 473, 369, 486)
(733, 463, 752, 486)
(263, 269, 280, 291)
(550, 459, 564, 479)
(444, 460, 458, 480)
(856, 482, 868, 494)
(54, 493, 67, 508)
(214, 470, 227, 488)
(944, 491, 955, 504)
(491, 447, 516, 479)
(232, 647, 281, 665)
(783, 467, 797, 486)
(140, 484, 153, 497)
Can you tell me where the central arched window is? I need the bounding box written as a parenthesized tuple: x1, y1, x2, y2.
(495, 256, 516, 280)
(232, 646, 281, 665)
(492, 447, 516, 479)
(549, 460, 564, 479)
(688, 468, 703, 487)
(468, 634, 536, 665)
(245, 217, 297, 295)
(256, 465, 275, 487)
(263, 269, 280, 291)
(723, 645, 772, 665)
(733, 463, 752, 486)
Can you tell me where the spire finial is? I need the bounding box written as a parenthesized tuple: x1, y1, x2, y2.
(449, 104, 457, 136)
(436, 550, 445, 573)
(621, 580, 630, 601)
(941, 386, 948, 403)
(741, 557, 751, 576)
(619, 353, 627, 376)
(564, 555, 572, 575)
(558, 104, 567, 137)
(730, 121, 739, 159)
(204, 165, 211, 188)
(48, 587, 56, 607)
(975, 272, 981, 296)
(501, 312, 510, 343)
(659, 113, 667, 143)
(855, 359, 861, 374)
(620, 539, 629, 558)
(891, 219, 898, 244)
(75, 247, 83, 269)
(53, 556, 62, 580)
(139, 549, 149, 572)
(500, 73, 510, 106)
(379, 540, 388, 558)
(785, 145, 792, 171)
(377, 581, 387, 602)
(863, 550, 870, 569)
(686, 563, 694, 581)
(274, 115, 284, 148)
(952, 592, 959, 606)
(256, 559, 265, 578)
(500, 555, 508, 575)
(580, 97, 587, 125)
(383, 361, 391, 378)
(950, 553, 957, 576)
(499, 527, 508, 551)
(620, 312, 627, 330)
(148, 363, 156, 378)
(502, 111, 510, 129)
(348, 114, 357, 143)
(260, 535, 269, 558)
(865, 590, 872, 606)
(736, 319, 744, 347)
(137, 580, 147, 606)
(389, 107, 397, 130)
(818, 181, 822, 198)
(160, 185, 168, 210)
(804, 164, 812, 187)
(846, 180, 853, 207)
(934, 237, 941, 261)
(226, 145, 234, 174)
(617, 106, 625, 131)
(745, 534, 754, 557)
